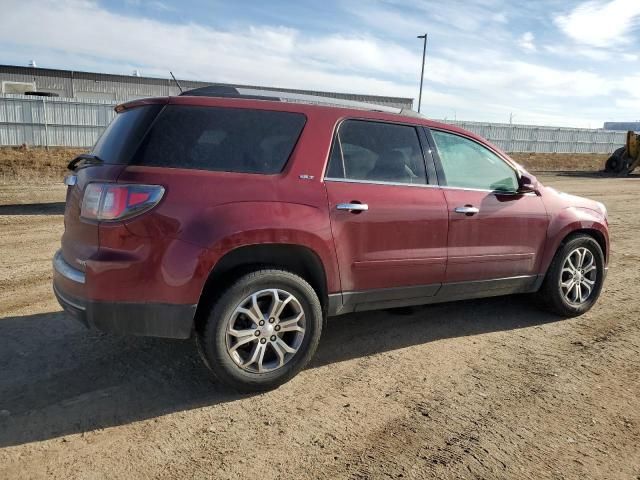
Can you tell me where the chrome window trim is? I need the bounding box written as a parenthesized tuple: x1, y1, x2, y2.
(324, 177, 438, 189)
(324, 176, 535, 196)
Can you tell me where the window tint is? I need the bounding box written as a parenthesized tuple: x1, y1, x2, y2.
(326, 120, 427, 185)
(132, 106, 306, 174)
(92, 105, 162, 164)
(431, 130, 518, 192)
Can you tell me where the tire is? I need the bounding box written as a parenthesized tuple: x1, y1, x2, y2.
(605, 147, 625, 173)
(197, 269, 323, 392)
(537, 234, 605, 317)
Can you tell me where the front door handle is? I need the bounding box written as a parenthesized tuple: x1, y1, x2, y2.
(337, 202, 369, 212)
(454, 206, 479, 216)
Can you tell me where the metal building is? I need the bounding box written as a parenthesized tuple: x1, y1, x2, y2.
(0, 64, 413, 109)
(603, 122, 640, 132)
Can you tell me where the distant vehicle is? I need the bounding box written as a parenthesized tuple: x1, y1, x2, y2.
(603, 122, 640, 132)
(53, 87, 610, 391)
(605, 131, 640, 175)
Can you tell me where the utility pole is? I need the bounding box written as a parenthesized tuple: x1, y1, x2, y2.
(417, 33, 428, 113)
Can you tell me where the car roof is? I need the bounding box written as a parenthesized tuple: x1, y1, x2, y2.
(117, 93, 513, 163)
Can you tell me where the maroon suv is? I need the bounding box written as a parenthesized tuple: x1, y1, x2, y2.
(53, 87, 609, 391)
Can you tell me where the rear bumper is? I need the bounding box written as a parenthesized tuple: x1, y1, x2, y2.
(53, 250, 196, 339)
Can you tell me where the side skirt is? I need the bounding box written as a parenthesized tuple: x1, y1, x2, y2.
(327, 275, 543, 316)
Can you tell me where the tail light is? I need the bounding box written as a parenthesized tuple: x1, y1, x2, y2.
(80, 183, 165, 221)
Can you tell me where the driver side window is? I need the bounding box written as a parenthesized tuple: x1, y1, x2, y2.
(431, 130, 518, 192)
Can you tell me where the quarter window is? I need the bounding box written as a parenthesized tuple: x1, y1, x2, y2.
(431, 130, 518, 192)
(326, 120, 427, 185)
(132, 106, 306, 174)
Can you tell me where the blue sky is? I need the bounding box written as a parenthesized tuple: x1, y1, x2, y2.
(1, 0, 639, 127)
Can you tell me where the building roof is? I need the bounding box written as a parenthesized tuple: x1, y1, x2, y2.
(0, 64, 413, 108)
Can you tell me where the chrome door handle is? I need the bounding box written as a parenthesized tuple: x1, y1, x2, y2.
(336, 203, 369, 212)
(454, 206, 479, 215)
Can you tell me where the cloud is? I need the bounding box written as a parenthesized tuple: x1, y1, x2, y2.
(0, 0, 638, 127)
(518, 32, 536, 52)
(554, 0, 640, 47)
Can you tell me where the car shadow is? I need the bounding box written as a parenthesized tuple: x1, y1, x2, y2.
(0, 295, 560, 447)
(0, 202, 66, 215)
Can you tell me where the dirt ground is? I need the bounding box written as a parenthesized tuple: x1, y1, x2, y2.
(0, 162, 639, 478)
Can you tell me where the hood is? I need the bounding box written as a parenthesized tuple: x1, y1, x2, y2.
(542, 186, 607, 219)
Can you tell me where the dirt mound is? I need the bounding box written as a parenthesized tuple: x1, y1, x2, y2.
(0, 147, 85, 184)
(510, 152, 608, 172)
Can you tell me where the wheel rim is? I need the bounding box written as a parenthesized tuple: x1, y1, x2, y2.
(225, 288, 306, 373)
(560, 247, 597, 305)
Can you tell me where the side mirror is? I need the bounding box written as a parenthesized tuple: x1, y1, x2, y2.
(518, 173, 539, 194)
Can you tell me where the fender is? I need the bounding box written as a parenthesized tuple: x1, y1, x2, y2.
(183, 201, 341, 296)
(539, 206, 609, 277)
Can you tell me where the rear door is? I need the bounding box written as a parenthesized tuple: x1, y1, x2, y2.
(324, 119, 448, 306)
(427, 129, 548, 284)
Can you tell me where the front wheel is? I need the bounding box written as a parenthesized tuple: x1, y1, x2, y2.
(197, 269, 323, 392)
(537, 234, 605, 317)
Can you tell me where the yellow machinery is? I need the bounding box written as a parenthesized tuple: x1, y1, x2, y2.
(605, 131, 640, 175)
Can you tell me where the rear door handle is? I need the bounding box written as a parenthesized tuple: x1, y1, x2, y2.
(454, 206, 479, 215)
(336, 202, 369, 212)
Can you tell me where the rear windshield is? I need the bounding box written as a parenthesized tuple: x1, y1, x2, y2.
(131, 105, 306, 174)
(91, 105, 162, 164)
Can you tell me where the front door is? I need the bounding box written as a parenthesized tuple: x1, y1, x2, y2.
(428, 129, 549, 284)
(324, 120, 448, 305)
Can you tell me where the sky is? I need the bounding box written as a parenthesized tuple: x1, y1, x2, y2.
(0, 0, 639, 127)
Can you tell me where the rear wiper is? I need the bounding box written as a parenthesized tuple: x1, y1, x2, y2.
(67, 153, 104, 171)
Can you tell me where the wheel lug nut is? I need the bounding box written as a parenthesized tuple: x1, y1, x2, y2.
(259, 320, 265, 326)
(269, 317, 275, 323)
(270, 335, 276, 341)
(274, 325, 281, 331)
(254, 330, 260, 336)
(260, 338, 266, 344)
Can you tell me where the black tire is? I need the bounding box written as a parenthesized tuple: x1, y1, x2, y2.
(197, 269, 323, 392)
(605, 147, 625, 173)
(537, 234, 605, 317)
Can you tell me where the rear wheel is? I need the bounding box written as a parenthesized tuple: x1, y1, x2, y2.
(197, 269, 323, 392)
(537, 234, 605, 317)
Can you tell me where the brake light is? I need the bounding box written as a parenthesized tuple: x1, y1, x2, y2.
(80, 183, 164, 221)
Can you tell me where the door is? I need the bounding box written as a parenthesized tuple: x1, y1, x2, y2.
(428, 129, 549, 284)
(324, 119, 448, 304)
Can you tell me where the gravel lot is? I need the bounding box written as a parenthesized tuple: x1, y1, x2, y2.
(0, 171, 638, 479)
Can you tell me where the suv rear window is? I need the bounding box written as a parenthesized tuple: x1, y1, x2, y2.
(91, 105, 162, 164)
(131, 106, 306, 174)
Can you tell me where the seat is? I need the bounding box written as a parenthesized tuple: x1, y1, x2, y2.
(368, 150, 411, 183)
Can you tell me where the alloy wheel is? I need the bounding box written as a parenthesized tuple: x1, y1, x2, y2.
(560, 247, 597, 305)
(225, 289, 306, 373)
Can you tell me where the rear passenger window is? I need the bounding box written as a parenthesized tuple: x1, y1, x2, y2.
(326, 120, 427, 185)
(132, 106, 306, 174)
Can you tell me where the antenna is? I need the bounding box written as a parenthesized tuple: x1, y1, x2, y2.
(170, 71, 183, 94)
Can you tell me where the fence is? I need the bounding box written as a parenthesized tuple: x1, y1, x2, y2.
(0, 95, 627, 153)
(0, 96, 115, 148)
(448, 120, 626, 154)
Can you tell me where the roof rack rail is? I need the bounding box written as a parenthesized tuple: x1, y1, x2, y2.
(179, 85, 411, 115)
